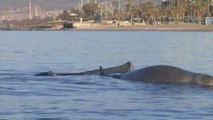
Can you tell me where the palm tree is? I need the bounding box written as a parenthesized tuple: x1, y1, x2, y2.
(112, 0, 120, 19)
(175, 0, 186, 22)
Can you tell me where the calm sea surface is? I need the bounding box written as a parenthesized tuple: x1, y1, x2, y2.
(0, 31, 213, 120)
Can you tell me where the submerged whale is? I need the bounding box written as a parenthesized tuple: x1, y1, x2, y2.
(36, 61, 213, 87)
(114, 65, 213, 87)
(35, 61, 132, 76)
(99, 64, 213, 87)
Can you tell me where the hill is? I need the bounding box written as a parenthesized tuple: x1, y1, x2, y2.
(0, 0, 78, 10)
(0, 0, 160, 11)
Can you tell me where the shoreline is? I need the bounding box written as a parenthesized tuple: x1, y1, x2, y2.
(1, 24, 213, 32)
(73, 24, 213, 32)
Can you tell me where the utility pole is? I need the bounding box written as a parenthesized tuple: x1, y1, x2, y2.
(35, 5, 38, 17)
(168, 0, 170, 10)
(210, 0, 213, 14)
(191, 0, 193, 20)
(208, 0, 210, 13)
(29, 0, 32, 19)
(80, 0, 84, 11)
(119, 0, 121, 12)
(105, 1, 108, 20)
(100, 4, 103, 21)
(119, 0, 121, 18)
(53, 10, 56, 21)
(177, 0, 179, 7)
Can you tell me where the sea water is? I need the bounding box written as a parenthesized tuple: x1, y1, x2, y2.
(0, 31, 213, 120)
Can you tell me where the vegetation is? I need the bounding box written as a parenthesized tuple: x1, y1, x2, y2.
(82, 3, 99, 19)
(57, 0, 213, 24)
(2, 17, 52, 26)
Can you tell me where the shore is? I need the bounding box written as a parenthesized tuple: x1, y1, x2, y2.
(73, 24, 213, 32)
(1, 23, 213, 32)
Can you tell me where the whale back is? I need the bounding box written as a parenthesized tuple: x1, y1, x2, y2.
(35, 61, 132, 76)
(120, 65, 197, 84)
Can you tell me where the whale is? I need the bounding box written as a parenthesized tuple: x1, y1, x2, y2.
(36, 61, 213, 87)
(104, 65, 213, 87)
(35, 61, 132, 76)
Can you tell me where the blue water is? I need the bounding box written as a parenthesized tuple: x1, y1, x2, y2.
(1, 31, 213, 120)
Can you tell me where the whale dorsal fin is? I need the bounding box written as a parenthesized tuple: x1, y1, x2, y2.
(35, 71, 56, 76)
(99, 66, 105, 76)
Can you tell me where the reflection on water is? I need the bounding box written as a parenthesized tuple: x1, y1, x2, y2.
(1, 31, 213, 120)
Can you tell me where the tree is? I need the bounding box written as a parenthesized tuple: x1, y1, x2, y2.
(82, 3, 99, 19)
(57, 10, 72, 21)
(139, 2, 158, 24)
(125, 0, 132, 19)
(112, 0, 121, 19)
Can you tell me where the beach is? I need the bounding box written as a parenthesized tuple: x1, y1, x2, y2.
(2, 23, 213, 31)
(73, 24, 213, 32)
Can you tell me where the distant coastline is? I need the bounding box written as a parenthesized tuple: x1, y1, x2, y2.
(73, 24, 213, 32)
(1, 23, 213, 32)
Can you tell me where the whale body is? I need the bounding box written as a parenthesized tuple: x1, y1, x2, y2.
(36, 61, 213, 87)
(118, 65, 213, 87)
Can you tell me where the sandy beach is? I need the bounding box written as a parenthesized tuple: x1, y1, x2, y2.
(73, 24, 213, 32)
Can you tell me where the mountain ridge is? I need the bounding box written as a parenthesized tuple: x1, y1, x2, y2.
(0, 0, 79, 10)
(0, 0, 159, 11)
